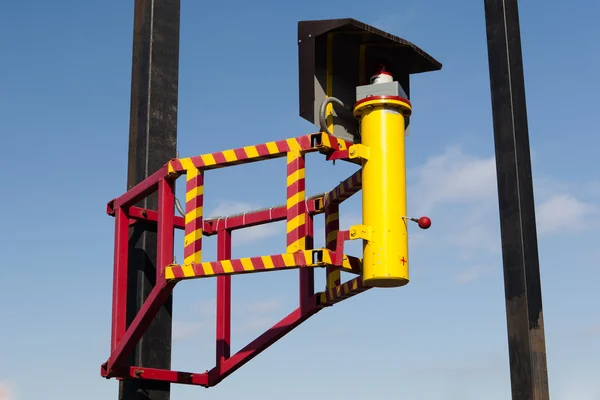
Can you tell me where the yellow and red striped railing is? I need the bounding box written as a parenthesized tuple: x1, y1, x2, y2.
(108, 131, 369, 306)
(104, 131, 374, 388)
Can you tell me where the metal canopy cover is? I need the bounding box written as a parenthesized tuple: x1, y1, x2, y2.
(298, 18, 442, 141)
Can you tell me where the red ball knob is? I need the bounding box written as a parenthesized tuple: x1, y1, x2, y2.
(418, 216, 431, 229)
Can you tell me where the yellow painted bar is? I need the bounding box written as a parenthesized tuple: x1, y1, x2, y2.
(353, 97, 412, 287)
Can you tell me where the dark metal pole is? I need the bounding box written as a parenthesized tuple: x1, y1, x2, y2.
(121, 1, 180, 399)
(483, 1, 550, 399)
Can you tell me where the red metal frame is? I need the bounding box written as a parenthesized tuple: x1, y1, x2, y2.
(101, 132, 370, 387)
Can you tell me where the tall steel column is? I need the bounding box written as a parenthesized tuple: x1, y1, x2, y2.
(121, 1, 181, 399)
(483, 1, 550, 399)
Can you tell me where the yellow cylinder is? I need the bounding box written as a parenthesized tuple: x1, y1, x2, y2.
(353, 96, 412, 288)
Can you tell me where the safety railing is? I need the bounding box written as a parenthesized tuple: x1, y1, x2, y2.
(101, 131, 372, 387)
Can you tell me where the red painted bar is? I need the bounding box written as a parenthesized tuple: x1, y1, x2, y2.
(125, 197, 324, 234)
(216, 229, 232, 365)
(109, 164, 170, 212)
(111, 207, 130, 352)
(325, 149, 361, 165)
(209, 205, 287, 232)
(128, 206, 186, 230)
(104, 276, 177, 376)
(125, 366, 209, 387)
(334, 230, 351, 265)
(209, 298, 321, 386)
(208, 194, 324, 233)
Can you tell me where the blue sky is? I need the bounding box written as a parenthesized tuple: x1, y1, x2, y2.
(1, 0, 599, 399)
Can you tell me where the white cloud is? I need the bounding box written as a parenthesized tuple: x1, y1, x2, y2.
(406, 146, 499, 256)
(409, 145, 600, 252)
(409, 146, 497, 212)
(206, 200, 282, 246)
(536, 194, 599, 235)
(0, 382, 17, 400)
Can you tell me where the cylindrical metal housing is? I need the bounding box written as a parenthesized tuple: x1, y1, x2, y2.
(353, 96, 412, 288)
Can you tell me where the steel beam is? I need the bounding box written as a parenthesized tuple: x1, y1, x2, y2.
(121, 0, 180, 399)
(483, 1, 550, 399)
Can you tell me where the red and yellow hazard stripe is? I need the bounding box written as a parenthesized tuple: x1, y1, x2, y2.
(286, 148, 306, 253)
(165, 248, 361, 281)
(165, 251, 314, 280)
(318, 132, 350, 152)
(168, 136, 314, 173)
(183, 168, 204, 265)
(324, 169, 362, 208)
(167, 132, 353, 174)
(338, 254, 363, 274)
(319, 276, 370, 306)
